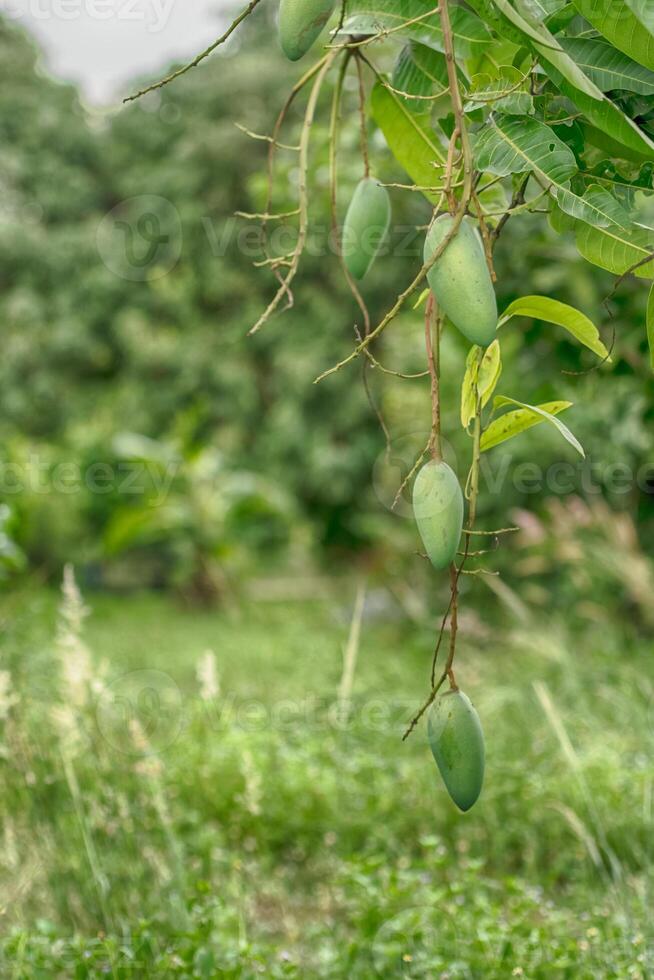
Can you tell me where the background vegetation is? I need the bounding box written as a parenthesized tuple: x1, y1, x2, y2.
(0, 6, 653, 976)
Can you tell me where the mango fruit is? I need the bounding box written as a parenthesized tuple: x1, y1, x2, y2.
(342, 178, 391, 280)
(278, 0, 335, 61)
(424, 215, 497, 347)
(412, 460, 463, 570)
(428, 689, 485, 812)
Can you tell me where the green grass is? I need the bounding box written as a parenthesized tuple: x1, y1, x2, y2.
(0, 582, 652, 977)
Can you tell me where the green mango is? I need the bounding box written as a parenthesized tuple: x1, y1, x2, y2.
(424, 215, 498, 347)
(412, 460, 463, 570)
(342, 178, 391, 280)
(278, 0, 335, 61)
(428, 689, 485, 812)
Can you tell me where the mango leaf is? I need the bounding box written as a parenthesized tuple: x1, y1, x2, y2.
(514, 0, 568, 21)
(392, 42, 448, 114)
(482, 0, 654, 157)
(370, 80, 445, 201)
(498, 295, 611, 359)
(582, 160, 654, 196)
(461, 340, 502, 428)
(473, 115, 621, 227)
(572, 0, 654, 71)
(573, 185, 654, 277)
(626, 0, 654, 35)
(487, 0, 602, 97)
(541, 59, 654, 159)
(647, 281, 654, 370)
(559, 37, 654, 95)
(341, 0, 492, 60)
(465, 66, 534, 115)
(579, 121, 654, 165)
(481, 398, 583, 455)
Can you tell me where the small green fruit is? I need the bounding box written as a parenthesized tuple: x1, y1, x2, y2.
(278, 0, 335, 61)
(342, 177, 391, 280)
(413, 460, 463, 571)
(428, 689, 485, 812)
(424, 215, 497, 347)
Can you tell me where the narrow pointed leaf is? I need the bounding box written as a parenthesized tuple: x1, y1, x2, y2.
(559, 36, 654, 95)
(573, 185, 654, 276)
(626, 0, 654, 35)
(514, 0, 568, 21)
(473, 115, 621, 227)
(498, 295, 611, 359)
(461, 341, 502, 428)
(481, 0, 654, 157)
(481, 398, 582, 454)
(370, 80, 445, 201)
(489, 0, 603, 97)
(392, 42, 448, 114)
(539, 54, 654, 159)
(341, 0, 492, 59)
(572, 0, 654, 71)
(465, 66, 534, 115)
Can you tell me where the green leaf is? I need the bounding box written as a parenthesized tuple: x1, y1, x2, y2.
(488, 0, 603, 97)
(582, 159, 654, 195)
(626, 0, 654, 36)
(647, 281, 654, 370)
(572, 0, 654, 71)
(473, 114, 619, 227)
(479, 341, 502, 408)
(370, 79, 445, 201)
(392, 42, 448, 114)
(573, 185, 654, 277)
(473, 114, 576, 180)
(482, 398, 583, 455)
(559, 37, 654, 95)
(480, 0, 654, 157)
(539, 56, 654, 159)
(498, 295, 611, 359)
(461, 340, 502, 428)
(579, 121, 654, 164)
(413, 287, 430, 310)
(341, 0, 492, 59)
(465, 66, 534, 115)
(514, 0, 568, 21)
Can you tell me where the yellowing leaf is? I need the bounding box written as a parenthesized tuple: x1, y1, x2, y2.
(461, 341, 502, 428)
(481, 398, 584, 456)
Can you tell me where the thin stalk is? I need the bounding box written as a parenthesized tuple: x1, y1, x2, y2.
(425, 293, 442, 462)
(124, 0, 264, 103)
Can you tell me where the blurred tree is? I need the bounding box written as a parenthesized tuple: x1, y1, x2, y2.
(0, 9, 652, 593)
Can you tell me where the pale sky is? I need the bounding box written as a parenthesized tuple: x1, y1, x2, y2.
(0, 0, 232, 104)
